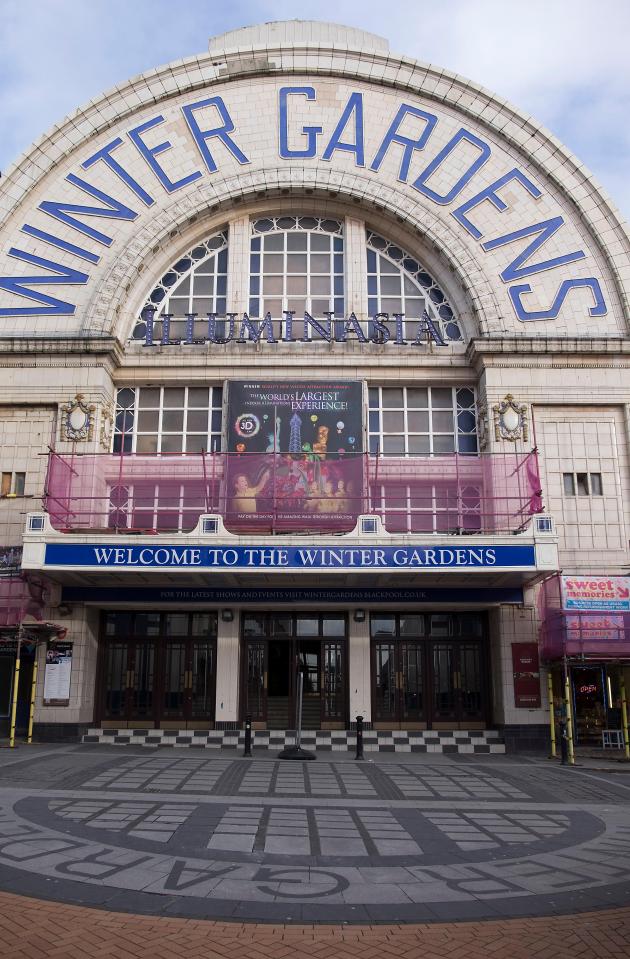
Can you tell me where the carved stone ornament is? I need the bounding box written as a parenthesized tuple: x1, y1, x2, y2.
(99, 404, 113, 450)
(61, 394, 95, 442)
(493, 394, 529, 443)
(476, 400, 489, 451)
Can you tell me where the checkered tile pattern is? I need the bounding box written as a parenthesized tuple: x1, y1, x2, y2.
(82, 728, 505, 753)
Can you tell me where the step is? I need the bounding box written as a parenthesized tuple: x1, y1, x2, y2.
(81, 728, 506, 753)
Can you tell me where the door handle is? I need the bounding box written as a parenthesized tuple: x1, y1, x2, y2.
(263, 671, 268, 690)
(127, 671, 135, 689)
(185, 670, 193, 688)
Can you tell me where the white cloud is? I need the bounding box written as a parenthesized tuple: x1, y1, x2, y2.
(0, 0, 628, 219)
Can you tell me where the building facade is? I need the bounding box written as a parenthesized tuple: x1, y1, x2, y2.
(1, 21, 629, 752)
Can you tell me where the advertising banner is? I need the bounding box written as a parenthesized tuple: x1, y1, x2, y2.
(511, 642, 541, 708)
(561, 576, 630, 612)
(225, 381, 364, 529)
(43, 641, 73, 704)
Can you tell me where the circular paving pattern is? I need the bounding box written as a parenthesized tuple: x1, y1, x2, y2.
(1, 747, 630, 923)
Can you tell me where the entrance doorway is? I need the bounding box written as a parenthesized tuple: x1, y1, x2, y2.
(371, 612, 488, 729)
(242, 613, 347, 729)
(97, 611, 217, 728)
(571, 665, 606, 744)
(0, 639, 35, 737)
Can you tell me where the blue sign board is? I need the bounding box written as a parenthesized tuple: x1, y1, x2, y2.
(61, 586, 524, 604)
(45, 543, 536, 570)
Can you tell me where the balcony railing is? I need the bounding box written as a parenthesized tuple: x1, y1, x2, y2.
(42, 450, 543, 537)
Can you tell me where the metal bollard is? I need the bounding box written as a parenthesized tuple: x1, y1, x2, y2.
(243, 715, 252, 757)
(560, 722, 568, 765)
(355, 715, 365, 760)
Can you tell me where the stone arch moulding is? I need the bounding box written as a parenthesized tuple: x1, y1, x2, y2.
(89, 172, 502, 345)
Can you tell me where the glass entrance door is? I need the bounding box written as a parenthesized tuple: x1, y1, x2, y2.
(162, 638, 216, 726)
(430, 641, 485, 727)
(371, 614, 426, 728)
(99, 611, 217, 728)
(102, 639, 157, 725)
(371, 612, 488, 729)
(241, 613, 347, 729)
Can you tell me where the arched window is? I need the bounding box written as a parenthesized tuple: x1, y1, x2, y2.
(366, 232, 463, 343)
(248, 216, 344, 321)
(131, 230, 229, 341)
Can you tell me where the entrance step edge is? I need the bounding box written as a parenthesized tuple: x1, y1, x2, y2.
(81, 728, 506, 753)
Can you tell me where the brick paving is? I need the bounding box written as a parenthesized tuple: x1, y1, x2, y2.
(0, 892, 628, 958)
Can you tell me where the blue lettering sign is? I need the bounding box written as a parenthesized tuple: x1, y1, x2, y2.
(412, 128, 491, 204)
(279, 87, 322, 158)
(38, 174, 138, 246)
(0, 250, 89, 317)
(19, 224, 100, 264)
(509, 278, 607, 320)
(370, 104, 438, 182)
(322, 92, 365, 166)
(451, 168, 543, 240)
(181, 96, 249, 172)
(82, 137, 155, 206)
(128, 116, 202, 193)
(44, 543, 537, 570)
(482, 216, 585, 281)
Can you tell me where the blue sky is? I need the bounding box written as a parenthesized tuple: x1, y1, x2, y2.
(1, 0, 629, 220)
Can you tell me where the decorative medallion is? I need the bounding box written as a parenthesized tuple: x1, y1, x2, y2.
(60, 394, 95, 443)
(493, 394, 528, 443)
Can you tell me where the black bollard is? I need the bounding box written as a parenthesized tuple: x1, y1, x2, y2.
(355, 715, 365, 760)
(243, 714, 252, 757)
(560, 721, 568, 765)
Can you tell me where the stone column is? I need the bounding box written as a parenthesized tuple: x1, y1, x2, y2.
(348, 614, 371, 724)
(215, 609, 241, 727)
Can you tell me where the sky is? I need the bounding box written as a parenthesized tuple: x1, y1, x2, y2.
(1, 0, 629, 220)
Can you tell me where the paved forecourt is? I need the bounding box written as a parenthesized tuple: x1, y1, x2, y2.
(0, 746, 630, 924)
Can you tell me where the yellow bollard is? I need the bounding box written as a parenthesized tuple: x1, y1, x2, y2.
(547, 670, 557, 758)
(26, 646, 38, 745)
(620, 670, 630, 762)
(564, 671, 575, 765)
(8, 629, 22, 749)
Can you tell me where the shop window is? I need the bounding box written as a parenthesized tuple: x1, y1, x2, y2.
(1, 472, 25, 497)
(248, 216, 344, 327)
(562, 472, 603, 497)
(112, 385, 223, 454)
(368, 386, 477, 456)
(366, 232, 463, 343)
(132, 230, 229, 341)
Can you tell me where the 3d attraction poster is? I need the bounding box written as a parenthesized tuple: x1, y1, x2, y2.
(225, 381, 364, 531)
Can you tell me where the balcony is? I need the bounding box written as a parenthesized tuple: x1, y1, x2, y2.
(43, 450, 543, 537)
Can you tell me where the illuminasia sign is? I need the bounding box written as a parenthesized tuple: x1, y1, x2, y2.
(43, 543, 537, 570)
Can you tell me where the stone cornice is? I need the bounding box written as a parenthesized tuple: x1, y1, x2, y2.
(467, 337, 630, 369)
(0, 336, 122, 365)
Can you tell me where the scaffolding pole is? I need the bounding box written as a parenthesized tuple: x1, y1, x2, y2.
(8, 625, 23, 749)
(547, 669, 557, 758)
(620, 668, 630, 761)
(26, 644, 39, 745)
(563, 659, 575, 765)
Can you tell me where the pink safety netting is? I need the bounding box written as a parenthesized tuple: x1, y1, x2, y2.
(44, 450, 543, 536)
(0, 574, 46, 628)
(539, 573, 630, 660)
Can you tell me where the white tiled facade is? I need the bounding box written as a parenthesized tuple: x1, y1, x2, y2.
(2, 21, 630, 749)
